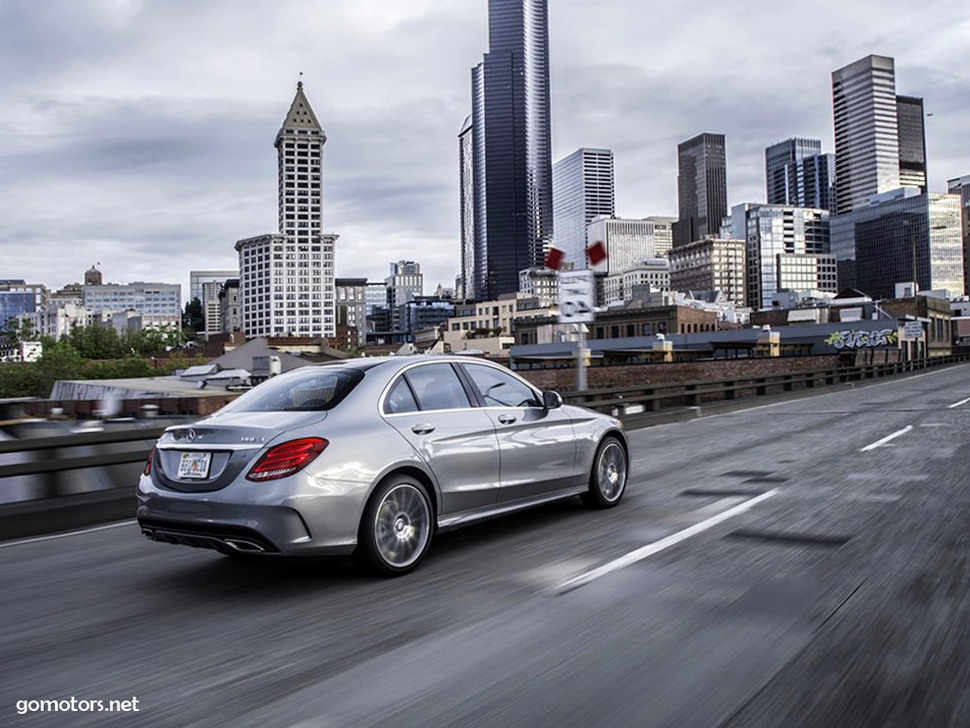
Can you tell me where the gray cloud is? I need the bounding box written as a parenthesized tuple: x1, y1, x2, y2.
(1, 0, 968, 298)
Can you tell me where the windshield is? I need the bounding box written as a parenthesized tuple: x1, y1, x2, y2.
(219, 368, 363, 413)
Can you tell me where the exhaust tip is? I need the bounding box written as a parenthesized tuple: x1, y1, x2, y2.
(141, 528, 155, 540)
(223, 538, 265, 553)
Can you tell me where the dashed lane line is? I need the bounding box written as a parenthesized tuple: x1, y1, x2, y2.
(555, 490, 777, 594)
(860, 425, 913, 452)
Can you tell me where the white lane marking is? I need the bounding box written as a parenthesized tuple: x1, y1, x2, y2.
(860, 426, 913, 452)
(948, 396, 970, 409)
(555, 490, 777, 594)
(702, 363, 970, 421)
(0, 520, 136, 550)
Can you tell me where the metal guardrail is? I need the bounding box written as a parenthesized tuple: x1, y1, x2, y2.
(561, 354, 970, 416)
(0, 426, 167, 495)
(2, 354, 969, 489)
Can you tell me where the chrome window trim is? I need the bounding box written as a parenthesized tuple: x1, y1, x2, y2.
(457, 361, 544, 408)
(378, 360, 476, 418)
(377, 359, 549, 419)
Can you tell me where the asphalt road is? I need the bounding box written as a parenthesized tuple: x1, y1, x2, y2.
(3, 363, 970, 727)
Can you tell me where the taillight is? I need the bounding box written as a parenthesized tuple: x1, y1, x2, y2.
(144, 447, 155, 477)
(246, 438, 328, 482)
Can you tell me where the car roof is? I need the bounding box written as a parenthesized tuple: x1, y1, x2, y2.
(320, 355, 502, 373)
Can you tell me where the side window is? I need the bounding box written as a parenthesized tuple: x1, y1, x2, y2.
(404, 364, 471, 411)
(384, 377, 419, 414)
(462, 364, 541, 408)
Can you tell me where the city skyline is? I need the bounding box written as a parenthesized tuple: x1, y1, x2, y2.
(1, 0, 968, 297)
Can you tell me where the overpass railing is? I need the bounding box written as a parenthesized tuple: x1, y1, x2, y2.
(562, 354, 970, 416)
(1, 354, 968, 539)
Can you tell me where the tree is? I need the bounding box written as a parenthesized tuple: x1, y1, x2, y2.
(183, 297, 204, 333)
(65, 323, 125, 360)
(1, 317, 37, 347)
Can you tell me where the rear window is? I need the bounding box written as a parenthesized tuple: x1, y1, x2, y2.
(220, 368, 363, 412)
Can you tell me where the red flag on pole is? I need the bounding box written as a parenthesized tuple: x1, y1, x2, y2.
(544, 247, 564, 271)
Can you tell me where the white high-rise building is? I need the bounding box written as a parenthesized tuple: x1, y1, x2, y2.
(586, 216, 672, 275)
(237, 82, 337, 339)
(644, 216, 675, 258)
(552, 148, 615, 269)
(832, 55, 901, 214)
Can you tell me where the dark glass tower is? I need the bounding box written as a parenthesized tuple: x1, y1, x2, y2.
(673, 133, 727, 248)
(897, 95, 927, 192)
(471, 0, 553, 301)
(765, 138, 821, 204)
(764, 138, 836, 212)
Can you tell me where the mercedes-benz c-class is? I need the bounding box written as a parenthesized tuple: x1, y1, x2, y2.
(137, 356, 628, 575)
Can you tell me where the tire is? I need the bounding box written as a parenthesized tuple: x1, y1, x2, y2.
(356, 475, 434, 576)
(581, 436, 628, 509)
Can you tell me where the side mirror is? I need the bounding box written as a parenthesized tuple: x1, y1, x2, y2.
(542, 390, 563, 409)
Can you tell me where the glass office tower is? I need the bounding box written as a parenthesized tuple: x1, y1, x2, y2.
(947, 175, 970, 295)
(831, 189, 963, 299)
(831, 55, 901, 214)
(765, 138, 835, 212)
(896, 95, 928, 192)
(673, 133, 728, 248)
(470, 0, 553, 301)
(458, 116, 475, 301)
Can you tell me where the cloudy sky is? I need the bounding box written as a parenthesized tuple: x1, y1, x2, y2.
(1, 0, 968, 299)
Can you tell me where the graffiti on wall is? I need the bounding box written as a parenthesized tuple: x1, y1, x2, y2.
(825, 329, 899, 350)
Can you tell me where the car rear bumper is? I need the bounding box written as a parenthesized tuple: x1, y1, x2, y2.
(136, 474, 366, 556)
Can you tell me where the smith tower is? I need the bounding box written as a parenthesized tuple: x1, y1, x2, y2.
(236, 82, 337, 338)
(470, 0, 554, 301)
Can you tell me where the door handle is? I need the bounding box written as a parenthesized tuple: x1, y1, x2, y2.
(497, 414, 517, 424)
(411, 424, 435, 435)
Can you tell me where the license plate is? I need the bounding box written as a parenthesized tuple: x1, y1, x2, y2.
(178, 451, 212, 479)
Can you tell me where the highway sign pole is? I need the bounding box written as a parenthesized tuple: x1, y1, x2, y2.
(558, 270, 595, 393)
(577, 325, 587, 391)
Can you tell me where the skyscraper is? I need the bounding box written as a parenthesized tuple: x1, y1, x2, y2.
(673, 133, 727, 248)
(552, 148, 615, 267)
(470, 0, 554, 301)
(732, 204, 836, 309)
(947, 175, 970, 294)
(765, 138, 821, 203)
(896, 95, 928, 192)
(385, 260, 423, 333)
(236, 82, 337, 338)
(458, 116, 475, 300)
(765, 138, 836, 211)
(831, 188, 963, 299)
(832, 55, 900, 214)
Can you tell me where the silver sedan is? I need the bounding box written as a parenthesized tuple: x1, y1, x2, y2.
(137, 356, 629, 575)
